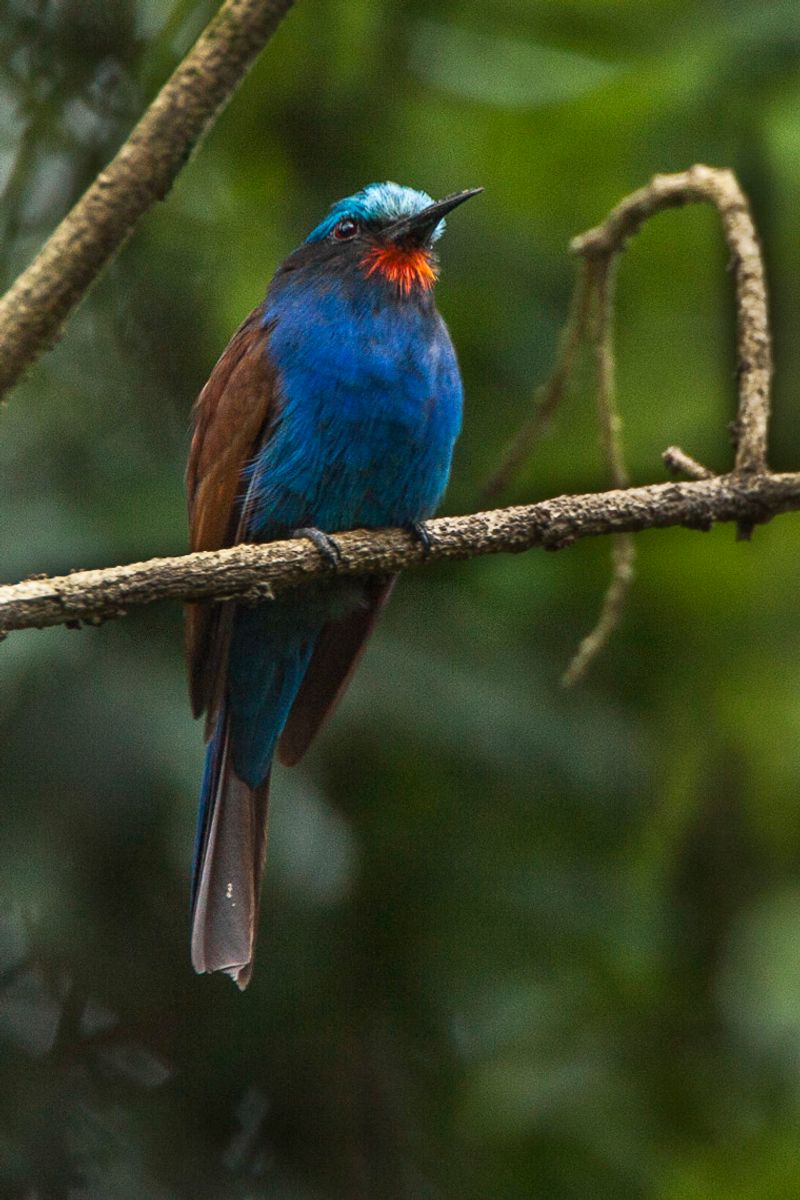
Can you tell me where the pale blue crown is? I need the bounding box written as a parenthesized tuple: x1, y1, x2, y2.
(305, 182, 446, 244)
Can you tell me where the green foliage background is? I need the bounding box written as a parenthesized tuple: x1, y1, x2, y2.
(2, 1, 800, 1195)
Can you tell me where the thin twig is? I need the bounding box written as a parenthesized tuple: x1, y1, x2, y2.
(588, 258, 628, 490)
(662, 445, 715, 480)
(2, 472, 800, 637)
(0, 0, 295, 401)
(561, 534, 636, 688)
(482, 260, 593, 502)
(562, 255, 635, 686)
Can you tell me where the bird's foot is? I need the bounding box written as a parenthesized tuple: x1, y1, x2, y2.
(406, 521, 435, 558)
(292, 526, 342, 569)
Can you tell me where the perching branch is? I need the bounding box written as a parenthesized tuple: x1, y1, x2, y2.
(0, 0, 295, 401)
(2, 472, 800, 638)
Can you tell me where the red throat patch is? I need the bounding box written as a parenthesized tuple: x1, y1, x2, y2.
(361, 244, 438, 295)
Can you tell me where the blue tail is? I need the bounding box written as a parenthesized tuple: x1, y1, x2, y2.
(190, 609, 318, 987)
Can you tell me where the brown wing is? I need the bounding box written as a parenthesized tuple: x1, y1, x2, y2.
(277, 575, 397, 766)
(185, 307, 277, 722)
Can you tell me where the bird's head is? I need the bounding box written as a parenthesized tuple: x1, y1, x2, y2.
(297, 182, 482, 297)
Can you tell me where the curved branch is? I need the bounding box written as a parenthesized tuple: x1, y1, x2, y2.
(0, 0, 295, 401)
(2, 472, 800, 637)
(572, 164, 772, 476)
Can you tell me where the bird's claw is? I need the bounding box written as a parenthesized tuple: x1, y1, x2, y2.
(407, 521, 435, 557)
(292, 527, 342, 569)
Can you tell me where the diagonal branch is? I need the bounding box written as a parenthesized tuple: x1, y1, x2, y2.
(0, 0, 295, 401)
(3, 472, 800, 638)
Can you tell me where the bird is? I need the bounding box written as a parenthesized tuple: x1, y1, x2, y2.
(185, 181, 481, 987)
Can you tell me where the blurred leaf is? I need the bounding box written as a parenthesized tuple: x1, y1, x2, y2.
(409, 20, 623, 109)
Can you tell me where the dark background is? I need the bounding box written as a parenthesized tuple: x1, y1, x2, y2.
(3, 1, 800, 1196)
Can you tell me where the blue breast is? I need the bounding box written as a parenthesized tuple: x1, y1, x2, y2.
(244, 267, 463, 538)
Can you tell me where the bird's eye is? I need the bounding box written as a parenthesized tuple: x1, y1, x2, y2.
(333, 217, 359, 241)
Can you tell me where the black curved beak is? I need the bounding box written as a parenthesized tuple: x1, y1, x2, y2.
(384, 187, 483, 246)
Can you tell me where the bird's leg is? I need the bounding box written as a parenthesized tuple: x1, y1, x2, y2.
(406, 521, 435, 558)
(291, 527, 342, 569)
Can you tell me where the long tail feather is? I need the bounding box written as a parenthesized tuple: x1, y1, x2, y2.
(190, 592, 379, 985)
(190, 616, 318, 987)
(190, 716, 271, 989)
